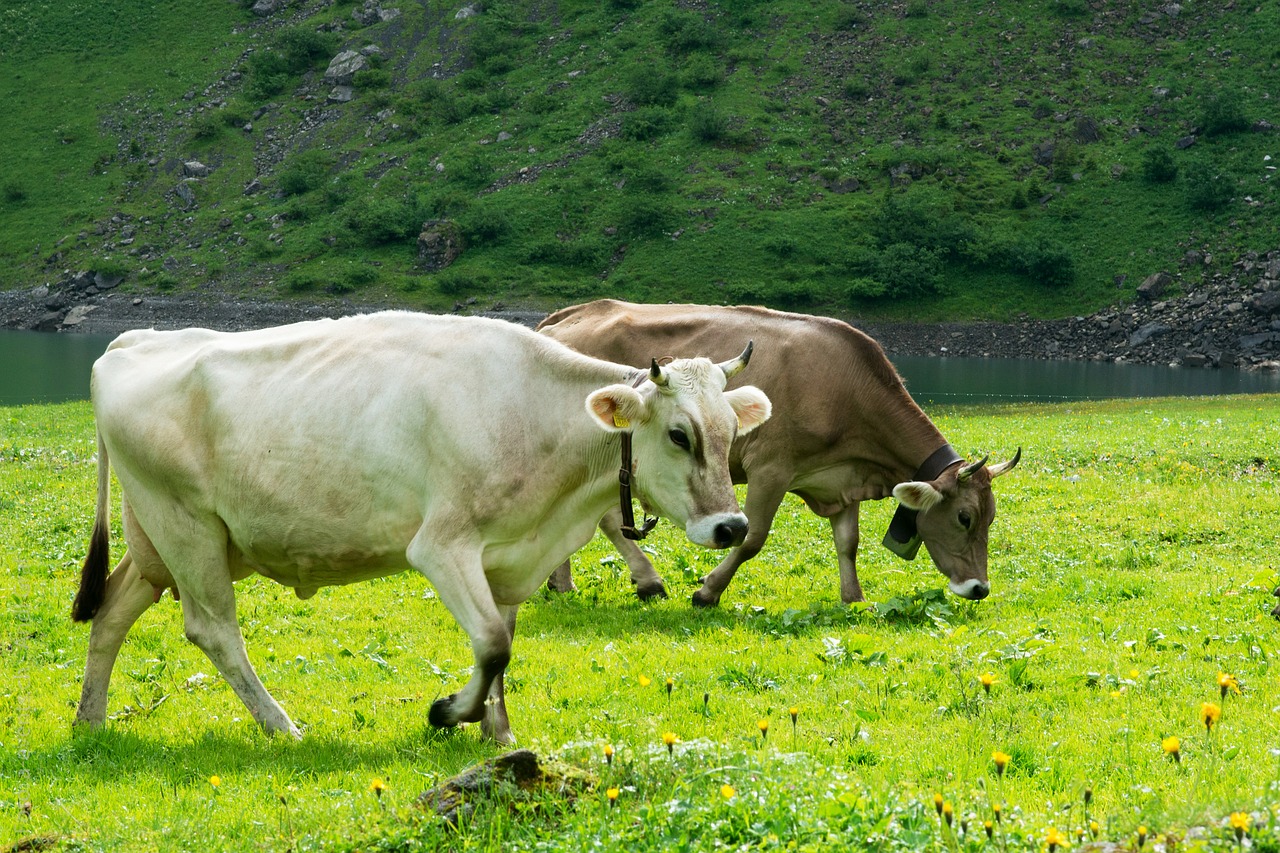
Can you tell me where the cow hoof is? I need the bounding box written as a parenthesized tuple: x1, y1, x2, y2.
(691, 589, 720, 608)
(428, 695, 457, 729)
(546, 579, 577, 594)
(636, 582, 668, 601)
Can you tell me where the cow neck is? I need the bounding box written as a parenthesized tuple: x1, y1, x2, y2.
(618, 369, 657, 540)
(883, 443, 963, 559)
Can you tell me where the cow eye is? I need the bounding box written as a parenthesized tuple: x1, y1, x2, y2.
(669, 428, 690, 450)
(958, 510, 972, 529)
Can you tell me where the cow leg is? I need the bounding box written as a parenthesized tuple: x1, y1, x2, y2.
(829, 502, 865, 604)
(146, 514, 300, 738)
(74, 551, 156, 727)
(692, 479, 787, 608)
(480, 605, 518, 745)
(408, 536, 512, 739)
(545, 560, 577, 594)
(599, 507, 667, 600)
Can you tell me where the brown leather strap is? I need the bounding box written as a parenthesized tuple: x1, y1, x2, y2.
(619, 431, 658, 540)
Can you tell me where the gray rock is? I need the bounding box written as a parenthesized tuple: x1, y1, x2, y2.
(417, 219, 463, 272)
(1250, 291, 1280, 315)
(324, 50, 369, 85)
(94, 271, 124, 290)
(62, 305, 97, 327)
(182, 160, 210, 178)
(1136, 271, 1171, 300)
(251, 0, 284, 16)
(1128, 323, 1171, 347)
(328, 86, 355, 103)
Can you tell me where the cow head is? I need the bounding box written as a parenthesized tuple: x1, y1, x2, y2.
(891, 449, 1021, 600)
(585, 344, 771, 549)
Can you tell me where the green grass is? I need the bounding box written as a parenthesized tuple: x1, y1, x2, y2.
(1, 1, 1278, 320)
(3, 396, 1280, 851)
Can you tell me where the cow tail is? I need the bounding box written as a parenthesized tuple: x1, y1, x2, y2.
(72, 429, 111, 623)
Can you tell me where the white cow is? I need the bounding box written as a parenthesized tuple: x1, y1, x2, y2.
(71, 312, 771, 743)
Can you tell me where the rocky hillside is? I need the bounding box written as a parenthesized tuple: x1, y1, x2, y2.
(1, 0, 1278, 340)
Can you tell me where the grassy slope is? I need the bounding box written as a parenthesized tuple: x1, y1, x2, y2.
(2, 397, 1278, 850)
(0, 1, 1277, 320)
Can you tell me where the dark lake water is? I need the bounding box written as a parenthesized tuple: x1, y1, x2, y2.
(2, 330, 1279, 407)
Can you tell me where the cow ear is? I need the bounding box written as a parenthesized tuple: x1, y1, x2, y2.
(725, 386, 771, 435)
(893, 481, 945, 512)
(586, 385, 648, 432)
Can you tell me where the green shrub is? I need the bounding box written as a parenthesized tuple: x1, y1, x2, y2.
(1140, 148, 1178, 184)
(4, 182, 29, 203)
(623, 64, 677, 106)
(449, 155, 493, 188)
(904, 1, 928, 19)
(1183, 160, 1233, 211)
(458, 206, 514, 246)
(617, 195, 678, 238)
(832, 7, 867, 31)
(872, 188, 975, 260)
(1199, 90, 1250, 136)
(842, 78, 870, 100)
(658, 10, 724, 54)
(354, 68, 391, 89)
(876, 242, 943, 297)
(278, 150, 335, 196)
(621, 107, 675, 141)
(683, 54, 723, 90)
(1008, 236, 1076, 287)
(342, 195, 418, 245)
(689, 103, 728, 143)
(188, 111, 225, 141)
(763, 234, 798, 259)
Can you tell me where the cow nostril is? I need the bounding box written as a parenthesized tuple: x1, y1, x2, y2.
(969, 583, 990, 601)
(713, 518, 748, 548)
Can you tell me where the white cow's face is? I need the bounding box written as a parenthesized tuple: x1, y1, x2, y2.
(586, 354, 770, 549)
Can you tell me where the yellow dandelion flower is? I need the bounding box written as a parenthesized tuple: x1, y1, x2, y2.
(1046, 826, 1067, 852)
(1137, 825, 1148, 848)
(638, 675, 651, 688)
(1129, 668, 1140, 680)
(933, 793, 944, 815)
(993, 803, 1002, 823)
(942, 801, 954, 827)
(1229, 811, 1250, 841)
(662, 731, 679, 756)
(1218, 673, 1241, 698)
(720, 784, 736, 800)
(789, 706, 799, 723)
(607, 787, 619, 807)
(980, 672, 997, 693)
(1089, 820, 1099, 839)
(603, 744, 614, 766)
(992, 750, 1011, 777)
(209, 775, 221, 789)
(369, 777, 386, 798)
(665, 677, 674, 698)
(757, 719, 769, 739)
(984, 821, 994, 840)
(1200, 702, 1221, 732)
(1162, 736, 1181, 763)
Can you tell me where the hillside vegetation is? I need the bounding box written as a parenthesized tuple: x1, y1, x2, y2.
(0, 0, 1277, 320)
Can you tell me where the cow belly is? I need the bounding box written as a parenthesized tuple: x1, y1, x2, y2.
(227, 527, 409, 589)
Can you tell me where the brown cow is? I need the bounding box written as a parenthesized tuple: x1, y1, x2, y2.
(538, 300, 1020, 607)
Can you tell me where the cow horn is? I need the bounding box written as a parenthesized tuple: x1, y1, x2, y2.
(649, 358, 669, 387)
(718, 340, 754, 379)
(957, 454, 990, 481)
(987, 447, 1022, 479)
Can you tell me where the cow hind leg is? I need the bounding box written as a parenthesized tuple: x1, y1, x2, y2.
(692, 479, 787, 608)
(74, 551, 157, 728)
(141, 511, 299, 738)
(545, 560, 577, 594)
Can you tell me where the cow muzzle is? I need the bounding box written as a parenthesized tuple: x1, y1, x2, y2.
(949, 578, 990, 600)
(688, 512, 749, 549)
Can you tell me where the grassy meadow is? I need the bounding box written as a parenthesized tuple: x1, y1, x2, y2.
(2, 395, 1279, 851)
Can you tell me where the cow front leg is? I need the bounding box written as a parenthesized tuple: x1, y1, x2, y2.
(599, 507, 667, 600)
(829, 503, 865, 604)
(692, 481, 786, 608)
(75, 552, 157, 728)
(409, 535, 512, 740)
(480, 605, 518, 745)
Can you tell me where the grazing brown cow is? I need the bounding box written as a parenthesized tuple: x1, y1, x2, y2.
(539, 300, 1020, 607)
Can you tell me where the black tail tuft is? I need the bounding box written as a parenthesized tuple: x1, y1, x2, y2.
(72, 520, 109, 622)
